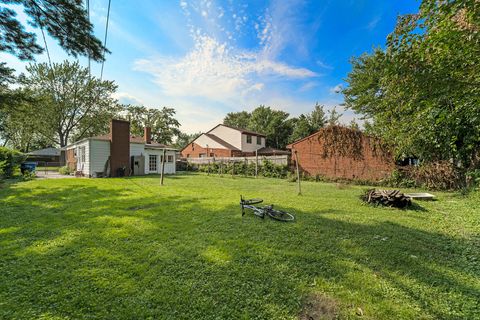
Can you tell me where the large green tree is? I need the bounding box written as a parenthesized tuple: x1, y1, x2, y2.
(289, 103, 328, 142)
(223, 111, 250, 129)
(174, 131, 201, 149)
(123, 105, 181, 145)
(21, 60, 118, 148)
(0, 0, 107, 62)
(248, 106, 292, 149)
(343, 0, 480, 170)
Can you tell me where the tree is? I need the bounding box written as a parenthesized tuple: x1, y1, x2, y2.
(309, 103, 327, 130)
(289, 114, 312, 143)
(248, 106, 292, 149)
(223, 111, 250, 129)
(174, 131, 200, 149)
(343, 0, 480, 170)
(0, 0, 107, 61)
(349, 118, 360, 131)
(326, 106, 342, 126)
(289, 103, 328, 143)
(123, 105, 181, 145)
(0, 89, 51, 152)
(21, 60, 118, 148)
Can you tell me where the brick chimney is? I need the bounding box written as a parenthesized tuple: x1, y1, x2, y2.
(144, 127, 151, 144)
(110, 119, 130, 177)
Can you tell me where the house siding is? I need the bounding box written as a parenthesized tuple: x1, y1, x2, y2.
(208, 125, 242, 150)
(241, 134, 265, 152)
(130, 143, 145, 157)
(89, 140, 110, 176)
(144, 149, 176, 174)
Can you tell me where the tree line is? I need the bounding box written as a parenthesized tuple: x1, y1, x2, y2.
(223, 104, 351, 149)
(0, 61, 182, 153)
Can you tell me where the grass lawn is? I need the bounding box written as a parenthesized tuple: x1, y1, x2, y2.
(0, 173, 479, 319)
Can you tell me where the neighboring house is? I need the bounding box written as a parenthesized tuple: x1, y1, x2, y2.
(287, 126, 394, 181)
(66, 119, 177, 177)
(181, 124, 278, 158)
(26, 147, 61, 163)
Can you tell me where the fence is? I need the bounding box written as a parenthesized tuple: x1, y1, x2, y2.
(35, 161, 64, 175)
(185, 155, 289, 166)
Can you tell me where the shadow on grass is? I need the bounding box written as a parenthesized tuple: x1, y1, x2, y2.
(0, 180, 478, 319)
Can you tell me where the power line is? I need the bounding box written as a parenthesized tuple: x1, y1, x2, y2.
(100, 0, 112, 81)
(87, 0, 90, 76)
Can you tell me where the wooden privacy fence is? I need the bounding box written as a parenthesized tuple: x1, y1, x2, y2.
(185, 155, 289, 166)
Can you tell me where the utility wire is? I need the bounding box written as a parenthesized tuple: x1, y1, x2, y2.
(100, 0, 112, 81)
(87, 0, 91, 76)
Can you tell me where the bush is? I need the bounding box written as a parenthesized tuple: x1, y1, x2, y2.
(194, 159, 289, 179)
(59, 166, 72, 175)
(21, 170, 36, 181)
(0, 147, 24, 179)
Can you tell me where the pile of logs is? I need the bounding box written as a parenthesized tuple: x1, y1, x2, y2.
(361, 189, 411, 208)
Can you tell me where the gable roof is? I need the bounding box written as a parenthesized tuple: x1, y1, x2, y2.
(66, 134, 176, 150)
(204, 133, 240, 151)
(208, 124, 266, 137)
(27, 147, 60, 157)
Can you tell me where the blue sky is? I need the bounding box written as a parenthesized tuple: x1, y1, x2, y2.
(1, 0, 420, 133)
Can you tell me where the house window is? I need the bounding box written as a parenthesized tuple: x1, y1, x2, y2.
(256, 136, 262, 145)
(246, 135, 252, 144)
(167, 155, 174, 162)
(149, 155, 157, 171)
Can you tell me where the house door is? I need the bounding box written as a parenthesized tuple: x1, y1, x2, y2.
(76, 146, 85, 171)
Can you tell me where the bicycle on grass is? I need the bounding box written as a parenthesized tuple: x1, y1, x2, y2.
(240, 196, 295, 222)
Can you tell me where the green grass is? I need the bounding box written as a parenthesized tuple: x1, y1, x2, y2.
(0, 173, 479, 319)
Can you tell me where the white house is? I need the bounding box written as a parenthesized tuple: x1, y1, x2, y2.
(66, 120, 177, 177)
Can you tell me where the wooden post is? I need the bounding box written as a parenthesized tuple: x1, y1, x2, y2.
(244, 157, 247, 177)
(255, 149, 258, 178)
(160, 148, 166, 186)
(295, 150, 301, 195)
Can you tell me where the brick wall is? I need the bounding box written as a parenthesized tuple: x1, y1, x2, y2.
(66, 148, 76, 170)
(110, 119, 130, 177)
(290, 130, 394, 181)
(181, 142, 234, 158)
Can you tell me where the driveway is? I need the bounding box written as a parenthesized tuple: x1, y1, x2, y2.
(36, 171, 75, 179)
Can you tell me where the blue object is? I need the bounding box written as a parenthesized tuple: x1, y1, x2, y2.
(21, 162, 37, 174)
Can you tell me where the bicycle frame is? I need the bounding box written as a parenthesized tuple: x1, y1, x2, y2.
(240, 195, 272, 218)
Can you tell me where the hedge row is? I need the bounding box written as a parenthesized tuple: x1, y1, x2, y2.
(188, 159, 290, 179)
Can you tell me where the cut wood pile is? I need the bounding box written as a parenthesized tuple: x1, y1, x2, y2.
(361, 189, 411, 208)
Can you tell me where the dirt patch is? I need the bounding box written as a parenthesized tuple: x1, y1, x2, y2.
(299, 293, 339, 320)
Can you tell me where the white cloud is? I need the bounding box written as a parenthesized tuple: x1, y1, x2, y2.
(112, 92, 144, 105)
(330, 84, 343, 94)
(367, 16, 381, 31)
(134, 35, 316, 101)
(299, 81, 319, 92)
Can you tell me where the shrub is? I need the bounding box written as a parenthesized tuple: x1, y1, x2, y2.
(0, 147, 24, 179)
(21, 170, 36, 181)
(194, 159, 289, 179)
(59, 166, 72, 175)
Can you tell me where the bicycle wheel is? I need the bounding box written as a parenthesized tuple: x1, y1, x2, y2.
(242, 198, 263, 205)
(266, 208, 295, 222)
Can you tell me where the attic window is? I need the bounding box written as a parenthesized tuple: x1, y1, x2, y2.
(256, 136, 261, 145)
(246, 135, 252, 144)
